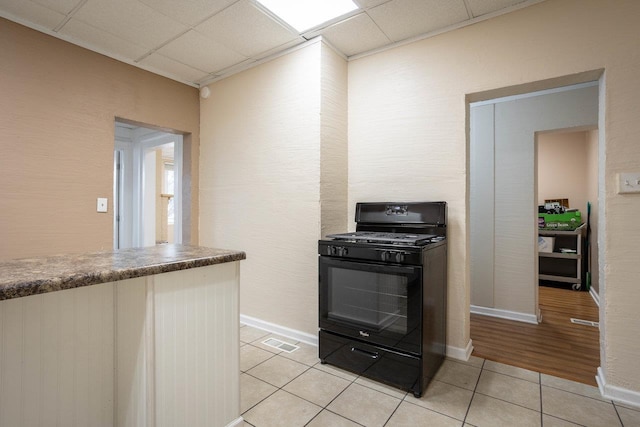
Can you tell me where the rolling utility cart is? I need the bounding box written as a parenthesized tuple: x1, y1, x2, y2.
(538, 223, 586, 290)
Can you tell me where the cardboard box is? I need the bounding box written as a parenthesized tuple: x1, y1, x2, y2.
(538, 236, 555, 253)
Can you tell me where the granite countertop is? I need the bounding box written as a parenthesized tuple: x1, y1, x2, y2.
(0, 244, 246, 301)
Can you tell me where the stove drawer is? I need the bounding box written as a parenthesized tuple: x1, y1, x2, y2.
(319, 330, 422, 396)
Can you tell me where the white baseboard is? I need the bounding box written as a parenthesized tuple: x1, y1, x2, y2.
(226, 416, 244, 427)
(470, 305, 539, 324)
(240, 314, 318, 346)
(596, 367, 640, 408)
(447, 339, 474, 361)
(590, 287, 600, 306)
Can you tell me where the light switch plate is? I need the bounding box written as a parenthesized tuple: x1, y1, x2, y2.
(618, 172, 640, 194)
(97, 198, 108, 212)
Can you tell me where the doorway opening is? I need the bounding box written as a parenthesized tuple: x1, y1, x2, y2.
(536, 128, 599, 295)
(114, 120, 184, 249)
(468, 75, 604, 385)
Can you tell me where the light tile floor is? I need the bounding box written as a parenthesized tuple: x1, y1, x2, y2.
(239, 325, 639, 426)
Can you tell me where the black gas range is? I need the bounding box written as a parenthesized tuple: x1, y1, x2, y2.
(318, 202, 447, 397)
(320, 231, 445, 264)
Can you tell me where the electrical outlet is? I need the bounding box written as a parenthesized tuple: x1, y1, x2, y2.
(97, 198, 108, 213)
(618, 173, 640, 194)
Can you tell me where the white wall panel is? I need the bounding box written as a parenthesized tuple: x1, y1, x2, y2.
(0, 283, 115, 427)
(22, 296, 42, 427)
(116, 277, 148, 427)
(0, 263, 240, 427)
(154, 262, 240, 427)
(0, 297, 23, 427)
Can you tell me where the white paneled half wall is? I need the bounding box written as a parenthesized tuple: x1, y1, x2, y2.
(0, 262, 241, 427)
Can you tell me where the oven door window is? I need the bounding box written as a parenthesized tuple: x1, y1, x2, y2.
(319, 257, 422, 354)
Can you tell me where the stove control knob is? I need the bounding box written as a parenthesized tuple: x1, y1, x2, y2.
(380, 251, 388, 261)
(335, 246, 347, 257)
(395, 252, 404, 263)
(327, 246, 337, 255)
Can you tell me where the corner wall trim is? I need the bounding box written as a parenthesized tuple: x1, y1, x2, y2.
(447, 339, 474, 361)
(240, 314, 318, 347)
(470, 305, 539, 324)
(590, 288, 600, 306)
(596, 367, 640, 408)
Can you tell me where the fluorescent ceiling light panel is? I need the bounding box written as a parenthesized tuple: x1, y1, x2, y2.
(257, 0, 359, 32)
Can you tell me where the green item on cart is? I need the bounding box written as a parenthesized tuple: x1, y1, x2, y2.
(538, 210, 582, 230)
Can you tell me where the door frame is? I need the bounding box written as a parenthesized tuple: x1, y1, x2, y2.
(114, 122, 183, 248)
(466, 70, 606, 380)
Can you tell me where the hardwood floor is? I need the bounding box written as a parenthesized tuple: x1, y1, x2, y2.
(470, 285, 600, 386)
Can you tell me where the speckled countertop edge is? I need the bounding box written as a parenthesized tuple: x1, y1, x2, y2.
(0, 245, 246, 301)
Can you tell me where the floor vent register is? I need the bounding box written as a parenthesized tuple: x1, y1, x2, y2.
(570, 318, 599, 328)
(261, 338, 300, 353)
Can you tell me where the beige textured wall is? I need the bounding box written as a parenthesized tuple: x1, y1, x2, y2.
(349, 0, 640, 392)
(320, 44, 349, 238)
(538, 131, 590, 212)
(200, 41, 347, 335)
(0, 19, 200, 260)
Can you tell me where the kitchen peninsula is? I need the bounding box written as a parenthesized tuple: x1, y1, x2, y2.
(0, 245, 245, 427)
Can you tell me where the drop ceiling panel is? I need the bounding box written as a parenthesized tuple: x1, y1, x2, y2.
(59, 18, 148, 61)
(195, 0, 299, 58)
(0, 0, 546, 85)
(140, 52, 210, 83)
(318, 13, 391, 57)
(157, 29, 247, 74)
(31, 0, 83, 15)
(72, 0, 188, 49)
(137, 0, 237, 27)
(0, 0, 65, 29)
(368, 0, 469, 42)
(201, 57, 256, 82)
(354, 0, 390, 9)
(251, 38, 305, 61)
(466, 0, 526, 17)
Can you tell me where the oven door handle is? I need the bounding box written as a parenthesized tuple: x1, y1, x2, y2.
(351, 346, 380, 360)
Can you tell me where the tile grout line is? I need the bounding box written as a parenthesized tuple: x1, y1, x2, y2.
(244, 350, 369, 426)
(611, 401, 625, 426)
(302, 362, 364, 426)
(539, 372, 543, 426)
(243, 328, 345, 424)
(242, 330, 623, 427)
(380, 392, 404, 427)
(240, 342, 300, 417)
(461, 358, 486, 424)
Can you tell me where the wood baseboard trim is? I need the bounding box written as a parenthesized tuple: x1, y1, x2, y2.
(597, 367, 640, 408)
(470, 305, 539, 324)
(240, 314, 319, 346)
